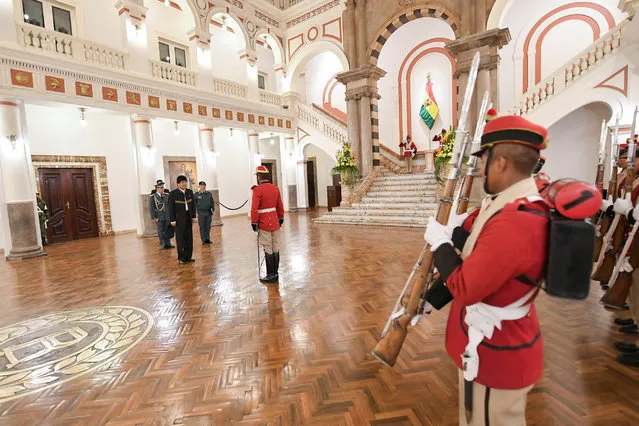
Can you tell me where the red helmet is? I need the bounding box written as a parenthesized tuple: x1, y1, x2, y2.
(545, 179, 602, 219)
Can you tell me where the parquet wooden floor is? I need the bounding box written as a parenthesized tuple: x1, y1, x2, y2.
(0, 211, 637, 425)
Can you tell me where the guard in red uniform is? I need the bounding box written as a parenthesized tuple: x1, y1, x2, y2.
(251, 165, 284, 283)
(399, 135, 418, 173)
(423, 116, 549, 425)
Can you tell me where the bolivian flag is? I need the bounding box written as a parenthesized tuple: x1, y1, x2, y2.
(419, 75, 439, 129)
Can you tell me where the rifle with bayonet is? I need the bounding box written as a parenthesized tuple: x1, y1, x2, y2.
(593, 117, 619, 261)
(371, 52, 481, 367)
(593, 107, 639, 283)
(602, 111, 639, 309)
(456, 92, 492, 215)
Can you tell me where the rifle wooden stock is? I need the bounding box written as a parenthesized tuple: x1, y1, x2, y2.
(371, 179, 455, 367)
(593, 213, 612, 262)
(456, 172, 475, 215)
(602, 222, 639, 309)
(592, 215, 626, 282)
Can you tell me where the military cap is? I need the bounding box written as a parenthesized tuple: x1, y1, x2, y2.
(471, 115, 548, 157)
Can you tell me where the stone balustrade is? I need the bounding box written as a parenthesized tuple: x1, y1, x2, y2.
(149, 59, 197, 87)
(298, 103, 348, 146)
(18, 23, 127, 70)
(259, 89, 283, 106)
(510, 20, 626, 116)
(213, 78, 248, 98)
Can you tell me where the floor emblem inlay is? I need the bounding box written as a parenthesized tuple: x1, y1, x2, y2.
(0, 306, 153, 402)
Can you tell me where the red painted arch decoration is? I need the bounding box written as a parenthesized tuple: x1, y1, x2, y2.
(321, 74, 347, 122)
(522, 2, 616, 93)
(397, 38, 456, 143)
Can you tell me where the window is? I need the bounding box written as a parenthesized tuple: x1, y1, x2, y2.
(22, 0, 44, 27)
(258, 73, 267, 90)
(52, 6, 72, 35)
(158, 40, 188, 68)
(22, 0, 75, 35)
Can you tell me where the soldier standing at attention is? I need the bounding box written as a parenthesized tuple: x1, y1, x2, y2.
(36, 192, 48, 246)
(423, 116, 549, 425)
(251, 166, 284, 283)
(194, 181, 214, 245)
(149, 181, 173, 249)
(168, 175, 196, 264)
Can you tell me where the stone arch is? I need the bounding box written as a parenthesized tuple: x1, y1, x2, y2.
(205, 7, 249, 50)
(286, 40, 348, 92)
(367, 6, 461, 66)
(254, 29, 285, 65)
(298, 139, 338, 162)
(487, 0, 513, 30)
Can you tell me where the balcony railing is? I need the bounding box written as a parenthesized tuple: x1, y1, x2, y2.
(149, 59, 198, 87)
(259, 89, 283, 106)
(213, 77, 247, 98)
(18, 23, 126, 70)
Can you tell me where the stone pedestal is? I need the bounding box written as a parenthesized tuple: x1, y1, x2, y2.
(140, 194, 156, 238)
(288, 185, 298, 212)
(0, 99, 45, 260)
(210, 189, 222, 226)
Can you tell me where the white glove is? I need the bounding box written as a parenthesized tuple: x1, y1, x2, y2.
(424, 217, 453, 251)
(447, 211, 469, 231)
(613, 193, 633, 217)
(600, 195, 613, 212)
(633, 205, 639, 223)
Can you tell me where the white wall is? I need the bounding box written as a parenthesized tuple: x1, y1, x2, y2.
(150, 119, 199, 189)
(498, 0, 624, 110)
(214, 128, 252, 217)
(257, 43, 277, 91)
(210, 22, 247, 84)
(377, 17, 455, 152)
(301, 51, 344, 107)
(145, 0, 195, 65)
(305, 144, 336, 207)
(24, 104, 138, 233)
(545, 102, 611, 182)
(82, 0, 126, 51)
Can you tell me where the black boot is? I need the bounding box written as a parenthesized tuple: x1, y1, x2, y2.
(273, 252, 280, 281)
(261, 253, 275, 283)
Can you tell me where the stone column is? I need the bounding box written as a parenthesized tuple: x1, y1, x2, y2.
(343, 0, 357, 67)
(359, 95, 373, 176)
(242, 50, 259, 102)
(114, 0, 149, 74)
(337, 66, 386, 177)
(247, 132, 261, 217)
(345, 95, 362, 172)
(188, 29, 213, 93)
(296, 160, 308, 210)
(285, 137, 298, 211)
(132, 117, 156, 237)
(0, 100, 45, 259)
(354, 0, 368, 67)
(199, 125, 222, 226)
(370, 94, 381, 169)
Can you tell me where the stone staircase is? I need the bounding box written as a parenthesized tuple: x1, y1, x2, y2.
(313, 169, 438, 228)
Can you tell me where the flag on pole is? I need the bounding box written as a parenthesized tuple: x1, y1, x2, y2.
(419, 74, 439, 129)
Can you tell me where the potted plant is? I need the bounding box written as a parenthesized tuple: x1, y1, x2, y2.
(433, 127, 456, 184)
(332, 142, 359, 206)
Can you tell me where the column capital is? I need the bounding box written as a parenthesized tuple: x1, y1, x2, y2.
(132, 114, 151, 123)
(114, 0, 148, 27)
(445, 28, 511, 57)
(188, 28, 211, 47)
(336, 65, 387, 85)
(274, 63, 287, 75)
(239, 49, 258, 66)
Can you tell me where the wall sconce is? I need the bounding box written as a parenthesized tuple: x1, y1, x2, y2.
(173, 120, 180, 136)
(229, 128, 234, 137)
(221, 15, 228, 32)
(6, 135, 18, 150)
(79, 107, 87, 127)
(164, 0, 170, 6)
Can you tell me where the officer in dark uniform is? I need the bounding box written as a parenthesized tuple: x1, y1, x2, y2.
(168, 175, 196, 264)
(149, 181, 173, 249)
(36, 192, 48, 246)
(194, 181, 214, 244)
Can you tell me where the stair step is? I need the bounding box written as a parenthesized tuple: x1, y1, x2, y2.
(350, 202, 437, 210)
(373, 181, 438, 188)
(330, 208, 435, 217)
(313, 217, 428, 228)
(361, 196, 436, 203)
(367, 188, 436, 195)
(377, 174, 435, 182)
(318, 214, 428, 223)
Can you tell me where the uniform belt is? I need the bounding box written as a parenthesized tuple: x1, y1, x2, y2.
(258, 207, 276, 214)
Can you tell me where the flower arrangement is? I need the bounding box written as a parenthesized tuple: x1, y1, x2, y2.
(332, 142, 359, 189)
(433, 127, 456, 183)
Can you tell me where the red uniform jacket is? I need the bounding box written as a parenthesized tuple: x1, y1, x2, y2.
(251, 182, 284, 231)
(446, 199, 548, 389)
(617, 175, 639, 203)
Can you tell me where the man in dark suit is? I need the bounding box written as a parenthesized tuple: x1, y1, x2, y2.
(168, 175, 196, 264)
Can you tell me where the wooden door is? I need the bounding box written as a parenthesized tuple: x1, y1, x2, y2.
(307, 161, 316, 209)
(38, 168, 99, 243)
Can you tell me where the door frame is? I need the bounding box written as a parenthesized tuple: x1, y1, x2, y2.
(32, 155, 112, 236)
(306, 157, 318, 209)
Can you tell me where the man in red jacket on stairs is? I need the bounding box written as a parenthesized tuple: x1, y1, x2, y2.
(251, 165, 285, 283)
